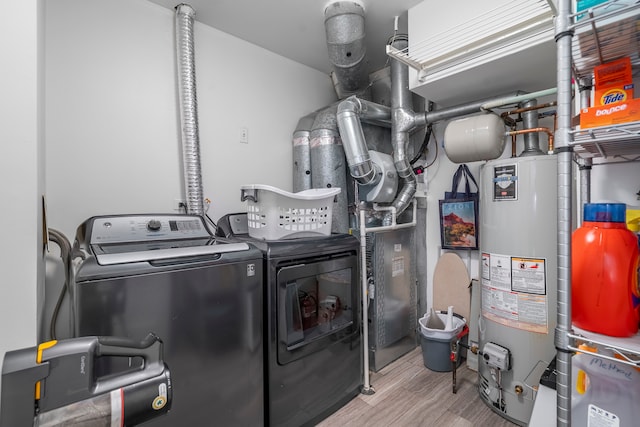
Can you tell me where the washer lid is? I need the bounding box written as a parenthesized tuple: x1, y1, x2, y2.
(83, 214, 249, 265)
(92, 240, 250, 266)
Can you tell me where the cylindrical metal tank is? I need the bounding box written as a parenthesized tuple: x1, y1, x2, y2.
(477, 154, 557, 426)
(444, 114, 506, 163)
(310, 106, 349, 234)
(292, 113, 316, 192)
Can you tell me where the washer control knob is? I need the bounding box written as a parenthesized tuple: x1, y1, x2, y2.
(147, 219, 162, 231)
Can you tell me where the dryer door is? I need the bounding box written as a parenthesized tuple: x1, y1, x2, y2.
(276, 253, 359, 365)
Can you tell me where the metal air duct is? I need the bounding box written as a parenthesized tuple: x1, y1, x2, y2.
(388, 36, 418, 222)
(175, 4, 204, 215)
(292, 113, 317, 192)
(324, 1, 368, 97)
(520, 99, 544, 156)
(337, 97, 389, 185)
(336, 36, 426, 215)
(336, 97, 398, 203)
(310, 105, 349, 233)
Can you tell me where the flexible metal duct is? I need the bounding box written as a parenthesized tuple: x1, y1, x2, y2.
(388, 36, 418, 222)
(292, 113, 317, 192)
(324, 1, 368, 96)
(175, 4, 204, 215)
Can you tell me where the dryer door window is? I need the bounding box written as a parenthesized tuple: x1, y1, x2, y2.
(276, 254, 358, 364)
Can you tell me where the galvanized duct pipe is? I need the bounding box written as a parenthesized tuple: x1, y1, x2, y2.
(520, 99, 544, 156)
(388, 36, 417, 222)
(324, 1, 369, 96)
(355, 100, 393, 128)
(292, 113, 317, 192)
(336, 96, 391, 185)
(175, 4, 204, 215)
(310, 105, 349, 233)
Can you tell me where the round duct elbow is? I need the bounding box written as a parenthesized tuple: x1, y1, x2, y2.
(444, 114, 506, 163)
(324, 1, 368, 94)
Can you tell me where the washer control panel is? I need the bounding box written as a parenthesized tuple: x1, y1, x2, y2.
(90, 215, 210, 244)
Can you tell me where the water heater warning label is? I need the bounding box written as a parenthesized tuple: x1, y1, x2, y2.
(512, 257, 546, 294)
(481, 252, 548, 333)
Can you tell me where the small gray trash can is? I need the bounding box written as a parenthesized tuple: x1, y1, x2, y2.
(418, 311, 467, 372)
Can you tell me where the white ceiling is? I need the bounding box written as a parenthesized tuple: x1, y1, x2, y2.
(146, 0, 423, 74)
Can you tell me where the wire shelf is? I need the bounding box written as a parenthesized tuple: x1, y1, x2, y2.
(387, 0, 554, 81)
(570, 1, 640, 79)
(569, 326, 640, 369)
(570, 121, 640, 160)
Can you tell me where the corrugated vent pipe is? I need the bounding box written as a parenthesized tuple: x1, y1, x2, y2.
(175, 4, 204, 215)
(324, 1, 369, 96)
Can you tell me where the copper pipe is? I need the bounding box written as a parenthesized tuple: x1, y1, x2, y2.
(506, 127, 554, 153)
(500, 101, 558, 118)
(511, 133, 517, 158)
(501, 102, 558, 153)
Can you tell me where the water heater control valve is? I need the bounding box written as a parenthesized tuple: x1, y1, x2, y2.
(482, 342, 511, 371)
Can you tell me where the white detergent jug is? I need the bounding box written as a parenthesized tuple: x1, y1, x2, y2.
(572, 352, 640, 426)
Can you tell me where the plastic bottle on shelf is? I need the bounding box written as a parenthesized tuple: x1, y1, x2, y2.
(572, 350, 640, 426)
(572, 203, 640, 337)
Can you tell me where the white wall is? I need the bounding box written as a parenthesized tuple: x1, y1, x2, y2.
(591, 162, 640, 207)
(46, 0, 336, 240)
(0, 0, 44, 396)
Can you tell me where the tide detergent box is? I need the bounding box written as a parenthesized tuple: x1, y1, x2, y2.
(580, 98, 640, 129)
(594, 57, 634, 106)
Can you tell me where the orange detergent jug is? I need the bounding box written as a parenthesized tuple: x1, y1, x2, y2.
(572, 203, 640, 337)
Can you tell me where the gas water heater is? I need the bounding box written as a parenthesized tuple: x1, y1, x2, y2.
(478, 154, 557, 426)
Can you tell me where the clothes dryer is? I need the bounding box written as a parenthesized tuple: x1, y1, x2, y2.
(218, 213, 362, 427)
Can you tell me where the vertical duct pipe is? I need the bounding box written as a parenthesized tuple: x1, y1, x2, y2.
(310, 106, 349, 233)
(388, 36, 417, 222)
(324, 1, 368, 97)
(175, 4, 204, 216)
(293, 113, 317, 192)
(520, 99, 544, 156)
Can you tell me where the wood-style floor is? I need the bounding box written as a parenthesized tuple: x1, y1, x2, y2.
(317, 347, 517, 427)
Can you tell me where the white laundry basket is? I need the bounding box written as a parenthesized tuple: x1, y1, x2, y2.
(240, 184, 340, 240)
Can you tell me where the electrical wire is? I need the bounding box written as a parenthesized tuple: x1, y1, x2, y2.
(424, 127, 440, 169)
(205, 213, 218, 234)
(202, 198, 218, 236)
(410, 124, 433, 165)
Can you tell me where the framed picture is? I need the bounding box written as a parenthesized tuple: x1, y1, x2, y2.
(439, 198, 479, 250)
